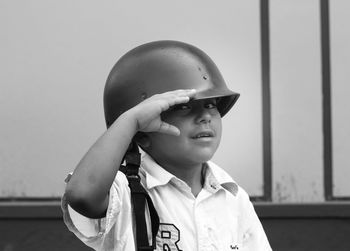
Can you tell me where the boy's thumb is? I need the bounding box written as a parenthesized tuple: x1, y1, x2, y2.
(158, 122, 180, 136)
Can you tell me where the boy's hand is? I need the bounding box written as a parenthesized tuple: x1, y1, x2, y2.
(128, 89, 196, 136)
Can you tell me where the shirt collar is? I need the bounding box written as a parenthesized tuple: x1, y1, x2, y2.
(140, 151, 238, 196)
(140, 151, 175, 189)
(203, 161, 238, 196)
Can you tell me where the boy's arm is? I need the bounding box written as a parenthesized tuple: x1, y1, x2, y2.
(65, 89, 196, 218)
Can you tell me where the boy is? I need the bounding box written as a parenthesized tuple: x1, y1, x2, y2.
(62, 40, 272, 250)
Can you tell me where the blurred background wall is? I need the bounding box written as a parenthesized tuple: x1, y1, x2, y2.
(1, 0, 349, 250)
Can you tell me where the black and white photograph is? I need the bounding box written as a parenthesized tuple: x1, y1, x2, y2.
(1, 1, 349, 250)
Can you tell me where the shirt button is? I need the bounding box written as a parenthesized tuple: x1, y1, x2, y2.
(243, 232, 251, 240)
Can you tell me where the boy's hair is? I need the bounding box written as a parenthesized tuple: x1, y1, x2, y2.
(104, 40, 239, 128)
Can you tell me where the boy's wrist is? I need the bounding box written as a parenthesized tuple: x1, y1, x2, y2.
(116, 110, 139, 134)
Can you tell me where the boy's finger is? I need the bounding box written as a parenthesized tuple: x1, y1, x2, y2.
(168, 96, 191, 106)
(157, 95, 192, 112)
(162, 89, 196, 98)
(150, 90, 196, 105)
(166, 89, 196, 106)
(176, 89, 196, 97)
(158, 122, 180, 136)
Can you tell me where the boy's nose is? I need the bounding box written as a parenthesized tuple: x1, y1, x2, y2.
(195, 109, 211, 124)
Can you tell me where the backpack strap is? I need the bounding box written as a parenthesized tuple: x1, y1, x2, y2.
(120, 142, 160, 251)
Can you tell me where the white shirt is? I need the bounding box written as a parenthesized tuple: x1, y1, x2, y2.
(61, 152, 272, 251)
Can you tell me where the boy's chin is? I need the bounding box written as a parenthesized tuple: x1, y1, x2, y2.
(146, 147, 217, 167)
(158, 152, 214, 168)
(188, 151, 216, 164)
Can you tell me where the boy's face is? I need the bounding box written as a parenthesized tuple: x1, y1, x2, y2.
(145, 98, 222, 168)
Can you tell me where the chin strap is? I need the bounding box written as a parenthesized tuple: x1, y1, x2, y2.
(119, 141, 160, 251)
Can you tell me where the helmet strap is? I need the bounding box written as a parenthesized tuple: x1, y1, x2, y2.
(120, 141, 160, 250)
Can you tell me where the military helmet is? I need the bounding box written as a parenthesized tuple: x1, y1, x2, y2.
(104, 40, 239, 127)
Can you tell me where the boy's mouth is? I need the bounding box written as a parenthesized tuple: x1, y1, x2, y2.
(191, 130, 214, 139)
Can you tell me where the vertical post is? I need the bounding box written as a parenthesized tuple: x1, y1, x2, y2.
(260, 0, 272, 201)
(320, 0, 333, 201)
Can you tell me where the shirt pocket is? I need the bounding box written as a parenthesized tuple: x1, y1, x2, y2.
(218, 212, 242, 251)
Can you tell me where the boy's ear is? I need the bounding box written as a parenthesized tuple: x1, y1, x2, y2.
(134, 132, 151, 149)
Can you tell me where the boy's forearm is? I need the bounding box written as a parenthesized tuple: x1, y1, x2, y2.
(65, 90, 195, 218)
(65, 111, 138, 218)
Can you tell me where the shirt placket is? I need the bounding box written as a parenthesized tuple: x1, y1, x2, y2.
(194, 189, 221, 251)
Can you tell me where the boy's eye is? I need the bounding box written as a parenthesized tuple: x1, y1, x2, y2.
(205, 102, 217, 109)
(174, 104, 191, 110)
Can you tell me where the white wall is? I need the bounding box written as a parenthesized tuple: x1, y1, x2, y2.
(0, 1, 264, 197)
(270, 0, 324, 202)
(1, 0, 349, 202)
(330, 0, 350, 197)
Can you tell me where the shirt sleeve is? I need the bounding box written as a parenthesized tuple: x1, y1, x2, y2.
(238, 188, 272, 251)
(61, 171, 132, 250)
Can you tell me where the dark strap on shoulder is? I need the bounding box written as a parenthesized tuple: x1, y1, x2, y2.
(120, 143, 159, 251)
